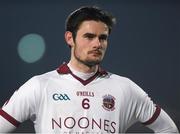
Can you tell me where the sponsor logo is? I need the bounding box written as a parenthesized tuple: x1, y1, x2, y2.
(52, 117, 116, 133)
(102, 94, 115, 111)
(76, 91, 94, 97)
(53, 93, 70, 101)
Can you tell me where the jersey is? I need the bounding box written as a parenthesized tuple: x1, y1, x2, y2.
(0, 63, 161, 133)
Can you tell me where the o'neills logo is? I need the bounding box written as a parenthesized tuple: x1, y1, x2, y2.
(102, 94, 115, 111)
(52, 117, 116, 133)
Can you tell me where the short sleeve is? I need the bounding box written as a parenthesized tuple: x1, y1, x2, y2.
(129, 80, 159, 124)
(1, 76, 40, 125)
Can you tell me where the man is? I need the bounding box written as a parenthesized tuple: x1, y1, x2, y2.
(0, 6, 179, 133)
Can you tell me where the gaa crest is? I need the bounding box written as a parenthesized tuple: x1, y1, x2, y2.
(102, 94, 115, 111)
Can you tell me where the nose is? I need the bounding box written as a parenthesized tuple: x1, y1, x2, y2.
(93, 37, 102, 48)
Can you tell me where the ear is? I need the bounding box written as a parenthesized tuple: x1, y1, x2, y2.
(65, 31, 74, 47)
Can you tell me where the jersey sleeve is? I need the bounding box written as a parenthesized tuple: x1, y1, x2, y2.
(129, 80, 179, 132)
(0, 76, 40, 132)
(146, 108, 179, 133)
(129, 80, 159, 124)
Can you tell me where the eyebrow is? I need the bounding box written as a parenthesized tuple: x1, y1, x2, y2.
(83, 33, 108, 38)
(83, 33, 96, 37)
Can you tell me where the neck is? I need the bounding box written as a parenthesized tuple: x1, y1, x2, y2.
(68, 60, 98, 73)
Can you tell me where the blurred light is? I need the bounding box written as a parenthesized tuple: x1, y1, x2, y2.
(17, 33, 46, 63)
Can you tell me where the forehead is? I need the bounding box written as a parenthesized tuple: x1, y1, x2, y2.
(77, 20, 109, 34)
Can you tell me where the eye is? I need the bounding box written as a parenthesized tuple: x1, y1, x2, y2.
(99, 34, 108, 41)
(83, 33, 96, 40)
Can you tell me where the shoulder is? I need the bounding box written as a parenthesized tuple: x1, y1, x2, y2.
(34, 70, 59, 81)
(20, 70, 58, 91)
(106, 72, 147, 96)
(106, 72, 132, 85)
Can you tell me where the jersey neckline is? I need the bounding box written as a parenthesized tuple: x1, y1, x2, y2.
(56, 63, 108, 85)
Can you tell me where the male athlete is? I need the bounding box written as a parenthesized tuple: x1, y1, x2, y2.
(0, 6, 179, 133)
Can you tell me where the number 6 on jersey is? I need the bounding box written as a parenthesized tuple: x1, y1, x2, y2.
(82, 98, 90, 109)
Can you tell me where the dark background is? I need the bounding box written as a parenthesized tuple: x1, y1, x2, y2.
(0, 0, 179, 132)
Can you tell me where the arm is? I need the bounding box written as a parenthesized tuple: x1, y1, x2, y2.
(0, 109, 20, 132)
(146, 108, 179, 133)
(129, 79, 179, 133)
(0, 76, 39, 132)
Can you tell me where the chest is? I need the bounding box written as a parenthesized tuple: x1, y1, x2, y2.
(41, 79, 128, 114)
(35, 77, 132, 133)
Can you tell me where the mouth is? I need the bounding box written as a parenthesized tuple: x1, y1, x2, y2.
(88, 50, 102, 56)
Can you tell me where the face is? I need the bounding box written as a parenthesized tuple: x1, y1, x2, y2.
(66, 20, 109, 67)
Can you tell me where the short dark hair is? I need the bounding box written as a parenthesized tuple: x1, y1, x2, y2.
(65, 6, 116, 40)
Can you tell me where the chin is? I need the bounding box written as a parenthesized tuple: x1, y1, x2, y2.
(84, 59, 102, 67)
